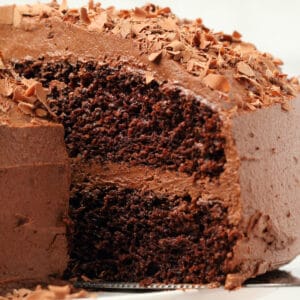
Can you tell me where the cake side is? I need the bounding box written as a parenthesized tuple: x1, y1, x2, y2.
(225, 97, 300, 288)
(0, 74, 70, 288)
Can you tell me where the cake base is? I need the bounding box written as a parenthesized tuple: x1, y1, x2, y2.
(66, 174, 240, 284)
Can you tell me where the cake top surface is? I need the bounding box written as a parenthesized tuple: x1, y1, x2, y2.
(0, 1, 299, 113)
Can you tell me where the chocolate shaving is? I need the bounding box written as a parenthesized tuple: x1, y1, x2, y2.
(131, 23, 148, 35)
(12, 85, 31, 104)
(186, 60, 195, 72)
(0, 58, 5, 70)
(119, 19, 132, 38)
(118, 9, 131, 19)
(134, 7, 147, 18)
(59, 0, 68, 12)
(148, 50, 162, 63)
(164, 32, 177, 41)
(232, 30, 242, 41)
(89, 12, 108, 32)
(34, 82, 57, 118)
(192, 31, 201, 48)
(281, 101, 291, 111)
(200, 34, 211, 50)
(88, 0, 94, 11)
(35, 107, 48, 118)
(216, 53, 225, 67)
(17, 101, 34, 115)
(290, 77, 299, 85)
(0, 78, 13, 97)
(157, 7, 171, 15)
(273, 58, 283, 66)
(13, 86, 27, 102)
(81, 274, 92, 282)
(157, 17, 177, 31)
(269, 85, 281, 96)
(182, 49, 193, 63)
(0, 285, 87, 300)
(80, 7, 91, 24)
(21, 77, 38, 88)
(265, 69, 274, 79)
(24, 82, 37, 97)
(200, 58, 211, 78)
(283, 84, 296, 97)
(12, 81, 37, 104)
(145, 71, 155, 84)
(166, 40, 185, 51)
(167, 50, 181, 61)
(234, 74, 263, 95)
(203, 74, 230, 93)
(236, 61, 255, 77)
(0, 100, 11, 113)
(245, 102, 256, 111)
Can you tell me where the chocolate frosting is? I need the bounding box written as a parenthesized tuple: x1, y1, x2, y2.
(226, 97, 300, 287)
(0, 75, 70, 286)
(0, 3, 298, 112)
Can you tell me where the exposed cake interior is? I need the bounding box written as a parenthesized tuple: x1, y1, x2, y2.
(67, 180, 237, 284)
(14, 58, 226, 178)
(12, 57, 240, 284)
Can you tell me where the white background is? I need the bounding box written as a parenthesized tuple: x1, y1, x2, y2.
(1, 0, 300, 76)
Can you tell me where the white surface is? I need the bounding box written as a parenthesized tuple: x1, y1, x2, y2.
(98, 288, 300, 300)
(1, 0, 300, 76)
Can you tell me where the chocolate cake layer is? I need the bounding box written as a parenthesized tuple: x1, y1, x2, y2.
(13, 59, 226, 179)
(66, 182, 239, 284)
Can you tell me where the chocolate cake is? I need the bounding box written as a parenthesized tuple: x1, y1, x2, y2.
(1, 1, 300, 290)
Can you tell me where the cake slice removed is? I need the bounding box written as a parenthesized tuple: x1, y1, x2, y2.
(0, 2, 300, 290)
